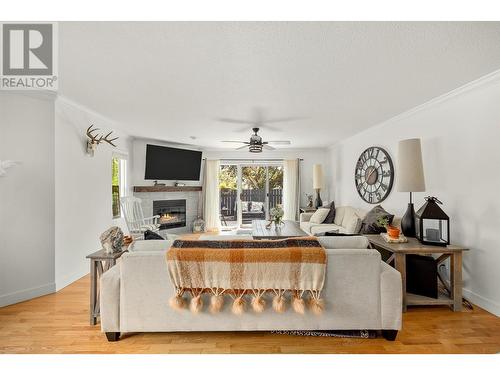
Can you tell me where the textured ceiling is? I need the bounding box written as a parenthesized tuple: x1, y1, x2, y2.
(59, 22, 500, 149)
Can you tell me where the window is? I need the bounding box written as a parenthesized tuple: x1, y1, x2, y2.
(112, 156, 127, 218)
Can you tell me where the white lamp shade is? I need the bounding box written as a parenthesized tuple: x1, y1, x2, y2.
(312, 164, 323, 189)
(397, 138, 426, 192)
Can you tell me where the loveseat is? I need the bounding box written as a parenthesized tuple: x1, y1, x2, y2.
(300, 206, 401, 236)
(99, 236, 402, 341)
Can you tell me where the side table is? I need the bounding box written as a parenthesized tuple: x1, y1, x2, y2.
(365, 235, 468, 312)
(86, 249, 127, 325)
(299, 207, 317, 213)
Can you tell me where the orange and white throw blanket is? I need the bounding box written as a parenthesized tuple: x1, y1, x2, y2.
(166, 236, 327, 315)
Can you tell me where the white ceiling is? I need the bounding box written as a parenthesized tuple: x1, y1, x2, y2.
(59, 22, 500, 149)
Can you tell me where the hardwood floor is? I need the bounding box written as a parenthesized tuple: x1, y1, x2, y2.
(0, 275, 499, 354)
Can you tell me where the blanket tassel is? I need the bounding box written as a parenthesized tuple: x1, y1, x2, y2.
(190, 289, 204, 314)
(308, 290, 324, 315)
(251, 290, 266, 313)
(231, 290, 246, 315)
(292, 291, 306, 314)
(272, 289, 287, 313)
(169, 288, 186, 311)
(209, 288, 225, 314)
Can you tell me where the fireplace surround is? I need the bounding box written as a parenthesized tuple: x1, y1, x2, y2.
(153, 199, 187, 229)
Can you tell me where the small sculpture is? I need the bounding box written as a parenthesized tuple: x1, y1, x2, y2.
(305, 193, 314, 208)
(100, 226, 124, 254)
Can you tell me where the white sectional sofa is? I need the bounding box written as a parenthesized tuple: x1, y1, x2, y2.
(99, 236, 402, 342)
(300, 206, 401, 236)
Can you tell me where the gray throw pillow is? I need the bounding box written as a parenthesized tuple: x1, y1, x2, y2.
(322, 201, 336, 224)
(359, 205, 394, 234)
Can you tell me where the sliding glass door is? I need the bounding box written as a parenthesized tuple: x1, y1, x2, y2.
(219, 163, 283, 229)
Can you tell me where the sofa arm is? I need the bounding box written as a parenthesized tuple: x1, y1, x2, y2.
(100, 264, 120, 333)
(299, 212, 314, 222)
(380, 262, 402, 330)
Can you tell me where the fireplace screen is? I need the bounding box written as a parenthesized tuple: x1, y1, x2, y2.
(153, 199, 186, 229)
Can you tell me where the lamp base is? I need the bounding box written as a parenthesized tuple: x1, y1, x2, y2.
(315, 190, 323, 209)
(401, 203, 416, 237)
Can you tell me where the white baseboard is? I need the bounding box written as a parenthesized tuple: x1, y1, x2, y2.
(56, 267, 88, 291)
(0, 282, 56, 308)
(463, 288, 500, 317)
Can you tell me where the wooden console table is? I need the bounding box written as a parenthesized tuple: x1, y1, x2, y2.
(86, 249, 127, 325)
(365, 235, 468, 312)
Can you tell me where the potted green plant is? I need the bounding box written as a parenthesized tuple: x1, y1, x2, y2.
(377, 217, 400, 239)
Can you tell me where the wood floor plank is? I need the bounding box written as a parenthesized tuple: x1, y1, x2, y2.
(0, 274, 499, 354)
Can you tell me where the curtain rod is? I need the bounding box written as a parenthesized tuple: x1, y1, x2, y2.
(205, 158, 303, 162)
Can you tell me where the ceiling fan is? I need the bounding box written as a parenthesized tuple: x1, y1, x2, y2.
(221, 127, 291, 153)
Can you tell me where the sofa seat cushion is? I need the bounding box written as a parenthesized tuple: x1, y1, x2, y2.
(309, 224, 346, 236)
(299, 221, 315, 233)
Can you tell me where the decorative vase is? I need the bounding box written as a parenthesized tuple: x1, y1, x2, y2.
(315, 189, 323, 208)
(273, 217, 284, 228)
(401, 203, 416, 237)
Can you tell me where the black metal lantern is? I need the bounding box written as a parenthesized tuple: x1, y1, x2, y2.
(415, 196, 450, 246)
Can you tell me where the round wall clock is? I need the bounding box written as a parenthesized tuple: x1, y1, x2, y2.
(354, 146, 394, 204)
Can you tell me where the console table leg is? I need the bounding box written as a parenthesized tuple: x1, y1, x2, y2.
(89, 260, 97, 325)
(394, 253, 407, 312)
(451, 252, 463, 312)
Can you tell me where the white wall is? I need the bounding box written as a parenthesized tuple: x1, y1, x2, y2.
(327, 72, 500, 316)
(55, 97, 132, 290)
(132, 138, 329, 207)
(0, 93, 56, 306)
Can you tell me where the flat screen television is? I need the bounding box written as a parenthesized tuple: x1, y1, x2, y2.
(144, 144, 202, 181)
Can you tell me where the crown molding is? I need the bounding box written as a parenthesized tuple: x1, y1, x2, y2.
(328, 68, 500, 148)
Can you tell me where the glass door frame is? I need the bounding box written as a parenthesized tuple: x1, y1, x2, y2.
(220, 160, 283, 228)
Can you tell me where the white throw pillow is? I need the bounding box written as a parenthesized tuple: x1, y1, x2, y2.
(309, 208, 331, 224)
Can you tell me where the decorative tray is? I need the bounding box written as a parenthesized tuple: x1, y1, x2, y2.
(380, 233, 408, 243)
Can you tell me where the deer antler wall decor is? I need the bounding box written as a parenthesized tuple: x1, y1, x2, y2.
(86, 124, 119, 156)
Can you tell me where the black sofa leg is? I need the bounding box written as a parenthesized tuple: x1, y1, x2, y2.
(105, 332, 120, 342)
(382, 330, 398, 341)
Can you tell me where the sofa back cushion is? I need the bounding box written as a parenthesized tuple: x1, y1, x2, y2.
(129, 239, 173, 252)
(333, 206, 345, 225)
(342, 207, 363, 233)
(318, 236, 369, 249)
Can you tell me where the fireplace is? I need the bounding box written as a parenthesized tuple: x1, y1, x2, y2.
(153, 199, 186, 229)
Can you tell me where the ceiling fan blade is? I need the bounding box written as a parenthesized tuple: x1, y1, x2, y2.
(262, 144, 275, 151)
(235, 144, 249, 150)
(218, 118, 256, 125)
(264, 116, 306, 124)
(267, 140, 291, 145)
(221, 140, 248, 144)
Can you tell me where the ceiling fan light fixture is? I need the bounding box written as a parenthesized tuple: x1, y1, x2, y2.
(249, 144, 262, 153)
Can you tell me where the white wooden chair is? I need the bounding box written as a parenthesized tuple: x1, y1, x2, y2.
(120, 196, 160, 239)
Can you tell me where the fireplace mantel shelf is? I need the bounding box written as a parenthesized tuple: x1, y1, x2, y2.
(134, 186, 202, 193)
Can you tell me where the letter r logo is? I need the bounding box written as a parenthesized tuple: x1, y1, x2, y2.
(2, 24, 53, 75)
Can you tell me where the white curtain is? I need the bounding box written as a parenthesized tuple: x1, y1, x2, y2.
(283, 159, 300, 221)
(203, 159, 221, 231)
